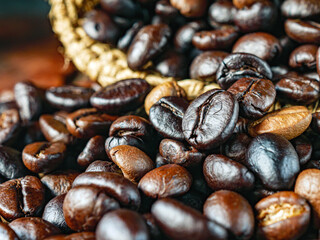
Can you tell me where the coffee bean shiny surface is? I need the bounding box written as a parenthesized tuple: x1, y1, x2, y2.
(0, 222, 19, 240)
(0, 109, 21, 145)
(281, 0, 320, 19)
(285, 19, 320, 44)
(85, 160, 122, 174)
(289, 44, 318, 70)
(222, 133, 252, 164)
(77, 136, 107, 167)
(169, 0, 207, 17)
(208, 0, 236, 25)
(154, 51, 188, 78)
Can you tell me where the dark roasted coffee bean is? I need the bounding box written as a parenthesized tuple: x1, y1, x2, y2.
(233, 117, 249, 134)
(204, 190, 254, 240)
(100, 0, 138, 18)
(0, 176, 45, 221)
(182, 89, 239, 150)
(127, 24, 171, 70)
(169, 0, 207, 17)
(149, 96, 189, 141)
(216, 53, 273, 89)
(317, 46, 320, 76)
(96, 209, 149, 240)
(222, 133, 252, 164)
(83, 10, 120, 44)
(18, 122, 46, 150)
(9, 217, 60, 240)
(152, 198, 228, 240)
(175, 190, 204, 211)
(228, 77, 276, 119)
(155, 0, 179, 18)
(208, 0, 236, 26)
(289, 44, 318, 70)
(22, 141, 66, 174)
(155, 153, 167, 168)
(90, 79, 150, 115)
(285, 19, 320, 44)
(143, 213, 163, 240)
(312, 112, 320, 134)
(85, 160, 122, 174)
(44, 232, 95, 240)
(246, 133, 300, 190)
(45, 86, 94, 111)
(77, 136, 107, 167)
(291, 135, 312, 165)
(0, 222, 19, 240)
(281, 0, 320, 19)
(0, 109, 21, 145)
(154, 51, 188, 78)
(117, 21, 144, 52)
(66, 108, 116, 139)
(256, 191, 310, 240)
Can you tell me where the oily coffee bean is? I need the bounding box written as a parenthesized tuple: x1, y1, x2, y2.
(0, 176, 45, 221)
(246, 133, 300, 190)
(143, 213, 163, 240)
(228, 77, 276, 119)
(291, 135, 312, 165)
(100, 0, 138, 18)
(83, 10, 120, 44)
(90, 78, 151, 115)
(203, 154, 255, 192)
(22, 141, 66, 174)
(44, 232, 96, 240)
(66, 108, 116, 139)
(149, 96, 189, 141)
(159, 138, 205, 167)
(216, 53, 273, 89)
(281, 0, 320, 19)
(0, 109, 21, 145)
(72, 172, 141, 209)
(255, 191, 310, 240)
(169, 0, 207, 17)
(77, 136, 107, 167)
(285, 19, 320, 44)
(85, 160, 122, 174)
(222, 133, 252, 164)
(151, 198, 228, 240)
(289, 44, 318, 70)
(109, 145, 154, 183)
(204, 190, 255, 240)
(117, 21, 144, 52)
(208, 0, 236, 25)
(155, 0, 179, 18)
(138, 164, 192, 198)
(248, 106, 312, 140)
(154, 51, 188, 78)
(9, 217, 61, 240)
(182, 89, 239, 150)
(0, 222, 19, 240)
(190, 51, 228, 82)
(96, 209, 149, 240)
(127, 24, 171, 70)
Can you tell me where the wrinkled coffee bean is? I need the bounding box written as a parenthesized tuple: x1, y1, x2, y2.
(0, 109, 21, 145)
(85, 160, 122, 174)
(222, 133, 252, 164)
(285, 19, 320, 44)
(0, 222, 19, 240)
(77, 136, 107, 167)
(170, 0, 207, 17)
(289, 44, 318, 70)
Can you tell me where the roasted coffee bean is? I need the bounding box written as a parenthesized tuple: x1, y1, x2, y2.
(281, 0, 320, 19)
(246, 133, 300, 190)
(292, 135, 312, 165)
(256, 191, 310, 240)
(182, 89, 239, 150)
(169, 0, 207, 17)
(216, 53, 273, 89)
(228, 77, 276, 119)
(77, 136, 107, 167)
(304, 71, 320, 81)
(312, 112, 320, 134)
(285, 19, 320, 44)
(233, 0, 264, 9)
(45, 86, 94, 111)
(0, 176, 45, 221)
(149, 96, 189, 141)
(190, 51, 228, 82)
(63, 186, 120, 231)
(127, 24, 171, 70)
(248, 106, 312, 140)
(151, 198, 228, 240)
(18, 122, 46, 150)
(155, 153, 167, 168)
(0, 222, 19, 240)
(100, 0, 138, 18)
(96, 209, 149, 240)
(0, 109, 21, 145)
(90, 78, 151, 115)
(83, 10, 120, 44)
(143, 213, 163, 240)
(233, 118, 249, 134)
(72, 172, 141, 209)
(317, 46, 320, 76)
(175, 190, 204, 211)
(222, 133, 252, 164)
(117, 21, 144, 52)
(289, 44, 318, 71)
(22, 141, 66, 174)
(159, 139, 205, 167)
(204, 190, 254, 240)
(9, 217, 60, 240)
(203, 154, 255, 192)
(44, 232, 95, 240)
(192, 26, 238, 51)
(109, 145, 154, 183)
(85, 160, 122, 174)
(155, 0, 179, 18)
(154, 51, 188, 78)
(208, 0, 236, 26)
(66, 108, 116, 139)
(138, 164, 192, 198)
(41, 170, 80, 197)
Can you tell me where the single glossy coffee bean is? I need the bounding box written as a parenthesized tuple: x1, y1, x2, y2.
(222, 133, 252, 164)
(247, 133, 300, 190)
(291, 135, 312, 165)
(208, 0, 236, 26)
(90, 79, 150, 115)
(127, 24, 171, 70)
(0, 176, 45, 221)
(138, 164, 192, 198)
(149, 96, 189, 141)
(72, 172, 141, 209)
(152, 198, 228, 240)
(169, 0, 206, 17)
(44, 232, 95, 240)
(192, 25, 238, 51)
(0, 222, 19, 240)
(204, 190, 254, 240)
(190, 51, 228, 82)
(77, 136, 107, 167)
(22, 141, 66, 173)
(285, 19, 320, 44)
(289, 44, 318, 71)
(100, 0, 138, 18)
(66, 108, 116, 139)
(83, 10, 120, 44)
(63, 186, 120, 231)
(203, 154, 255, 192)
(14, 81, 42, 122)
(248, 106, 312, 140)
(281, 0, 320, 19)
(182, 89, 239, 150)
(96, 209, 149, 240)
(117, 21, 144, 52)
(144, 81, 186, 115)
(85, 160, 122, 174)
(41, 170, 80, 197)
(256, 191, 310, 240)
(0, 109, 20, 145)
(312, 112, 320, 134)
(109, 145, 154, 183)
(216, 53, 273, 89)
(9, 217, 60, 240)
(154, 51, 188, 78)
(39, 115, 76, 145)
(228, 77, 276, 119)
